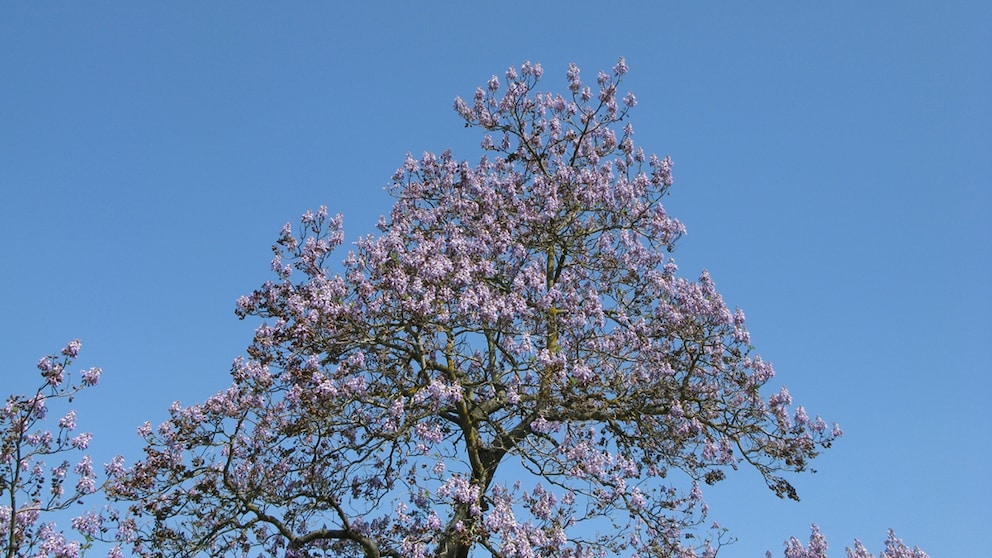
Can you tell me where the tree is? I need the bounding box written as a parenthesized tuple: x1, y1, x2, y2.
(109, 59, 843, 557)
(0, 340, 117, 558)
(772, 525, 930, 558)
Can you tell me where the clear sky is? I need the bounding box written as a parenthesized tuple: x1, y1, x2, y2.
(1, 2, 989, 556)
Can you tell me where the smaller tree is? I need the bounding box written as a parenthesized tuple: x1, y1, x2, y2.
(0, 340, 113, 558)
(769, 525, 929, 558)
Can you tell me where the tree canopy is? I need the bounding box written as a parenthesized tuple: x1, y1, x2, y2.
(105, 59, 844, 557)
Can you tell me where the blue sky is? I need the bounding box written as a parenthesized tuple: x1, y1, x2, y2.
(1, 2, 989, 556)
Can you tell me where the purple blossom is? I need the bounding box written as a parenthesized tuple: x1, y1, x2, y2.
(58, 410, 77, 430)
(71, 511, 102, 538)
(79, 366, 101, 386)
(31, 394, 47, 419)
(61, 339, 82, 358)
(104, 454, 126, 477)
(70, 432, 92, 450)
(623, 91, 637, 107)
(567, 62, 581, 93)
(613, 56, 629, 76)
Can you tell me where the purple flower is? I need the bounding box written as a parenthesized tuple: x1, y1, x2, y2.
(567, 62, 581, 93)
(62, 339, 82, 358)
(80, 366, 101, 386)
(613, 57, 629, 76)
(58, 410, 76, 430)
(37, 356, 53, 372)
(104, 454, 126, 477)
(71, 432, 92, 450)
(30, 394, 47, 419)
(71, 511, 102, 538)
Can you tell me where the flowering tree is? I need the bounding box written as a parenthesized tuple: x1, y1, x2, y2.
(110, 59, 843, 557)
(1, 340, 109, 558)
(772, 525, 930, 558)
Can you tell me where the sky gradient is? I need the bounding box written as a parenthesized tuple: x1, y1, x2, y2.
(2, 2, 989, 556)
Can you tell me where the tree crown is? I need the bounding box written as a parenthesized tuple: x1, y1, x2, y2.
(111, 58, 840, 558)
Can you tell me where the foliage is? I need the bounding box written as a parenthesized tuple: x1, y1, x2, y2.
(106, 59, 861, 557)
(0, 341, 118, 558)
